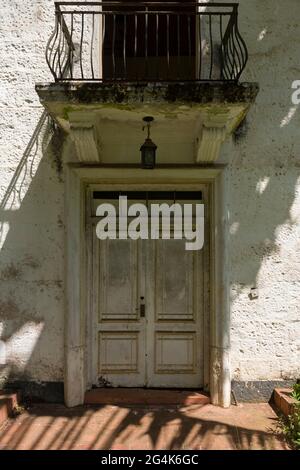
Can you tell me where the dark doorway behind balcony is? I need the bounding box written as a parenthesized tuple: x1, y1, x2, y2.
(102, 0, 196, 81)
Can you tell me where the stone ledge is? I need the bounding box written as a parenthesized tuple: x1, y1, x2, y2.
(36, 81, 259, 106)
(273, 388, 298, 417)
(232, 380, 295, 403)
(0, 391, 21, 427)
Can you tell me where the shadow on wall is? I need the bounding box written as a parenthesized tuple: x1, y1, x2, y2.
(225, 0, 300, 381)
(228, 150, 300, 379)
(0, 111, 65, 389)
(229, 114, 300, 378)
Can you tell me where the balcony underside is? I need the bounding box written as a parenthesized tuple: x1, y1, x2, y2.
(36, 81, 258, 164)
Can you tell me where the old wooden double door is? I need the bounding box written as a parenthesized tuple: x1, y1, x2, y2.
(89, 188, 206, 388)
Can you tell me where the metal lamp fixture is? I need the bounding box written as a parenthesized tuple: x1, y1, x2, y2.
(140, 116, 157, 169)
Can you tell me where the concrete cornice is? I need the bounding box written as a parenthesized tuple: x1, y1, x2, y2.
(35, 81, 259, 106)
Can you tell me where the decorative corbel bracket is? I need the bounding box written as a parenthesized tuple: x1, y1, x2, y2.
(69, 113, 101, 163)
(196, 125, 227, 163)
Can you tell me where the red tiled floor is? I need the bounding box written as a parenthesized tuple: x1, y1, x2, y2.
(0, 402, 289, 450)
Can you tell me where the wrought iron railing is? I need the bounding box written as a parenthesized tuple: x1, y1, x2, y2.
(46, 2, 248, 82)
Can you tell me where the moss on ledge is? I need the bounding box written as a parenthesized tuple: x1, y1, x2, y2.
(36, 81, 259, 107)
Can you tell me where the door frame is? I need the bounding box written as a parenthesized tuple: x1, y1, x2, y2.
(64, 165, 230, 407)
(87, 183, 208, 389)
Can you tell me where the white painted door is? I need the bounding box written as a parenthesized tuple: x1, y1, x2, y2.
(146, 237, 203, 387)
(95, 234, 146, 386)
(92, 190, 204, 388)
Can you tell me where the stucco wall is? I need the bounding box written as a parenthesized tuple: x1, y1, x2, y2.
(225, 0, 300, 380)
(0, 1, 65, 384)
(0, 0, 299, 390)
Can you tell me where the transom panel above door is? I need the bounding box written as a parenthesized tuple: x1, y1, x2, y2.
(88, 187, 207, 389)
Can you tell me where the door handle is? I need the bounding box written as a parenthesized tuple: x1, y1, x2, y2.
(140, 297, 145, 318)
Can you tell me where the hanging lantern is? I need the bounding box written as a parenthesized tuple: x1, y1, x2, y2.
(140, 116, 157, 169)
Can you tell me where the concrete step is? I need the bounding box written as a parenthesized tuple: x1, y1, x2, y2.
(85, 388, 210, 406)
(0, 391, 21, 427)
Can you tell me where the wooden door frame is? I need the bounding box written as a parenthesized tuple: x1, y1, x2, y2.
(64, 165, 230, 407)
(87, 183, 208, 390)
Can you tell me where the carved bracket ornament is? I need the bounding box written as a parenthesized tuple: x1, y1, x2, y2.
(69, 119, 101, 163)
(196, 125, 227, 163)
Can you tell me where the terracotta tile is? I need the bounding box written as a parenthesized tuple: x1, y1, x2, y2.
(0, 402, 290, 451)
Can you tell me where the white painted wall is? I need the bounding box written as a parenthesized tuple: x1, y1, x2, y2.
(223, 0, 300, 381)
(0, 1, 65, 384)
(0, 0, 299, 387)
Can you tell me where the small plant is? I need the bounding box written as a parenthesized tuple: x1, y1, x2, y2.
(11, 404, 26, 417)
(279, 402, 300, 450)
(291, 381, 300, 402)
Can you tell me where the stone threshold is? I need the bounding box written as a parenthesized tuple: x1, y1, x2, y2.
(85, 388, 210, 406)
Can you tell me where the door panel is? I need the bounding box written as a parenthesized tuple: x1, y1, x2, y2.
(155, 239, 194, 321)
(155, 332, 196, 373)
(99, 239, 138, 321)
(147, 237, 203, 388)
(96, 236, 146, 386)
(99, 332, 139, 373)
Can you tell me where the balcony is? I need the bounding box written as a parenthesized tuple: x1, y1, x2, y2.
(36, 2, 258, 165)
(46, 1, 248, 83)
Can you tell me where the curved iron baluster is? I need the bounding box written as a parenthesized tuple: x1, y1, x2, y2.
(91, 13, 95, 79)
(234, 18, 248, 80)
(221, 15, 234, 80)
(45, 13, 59, 81)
